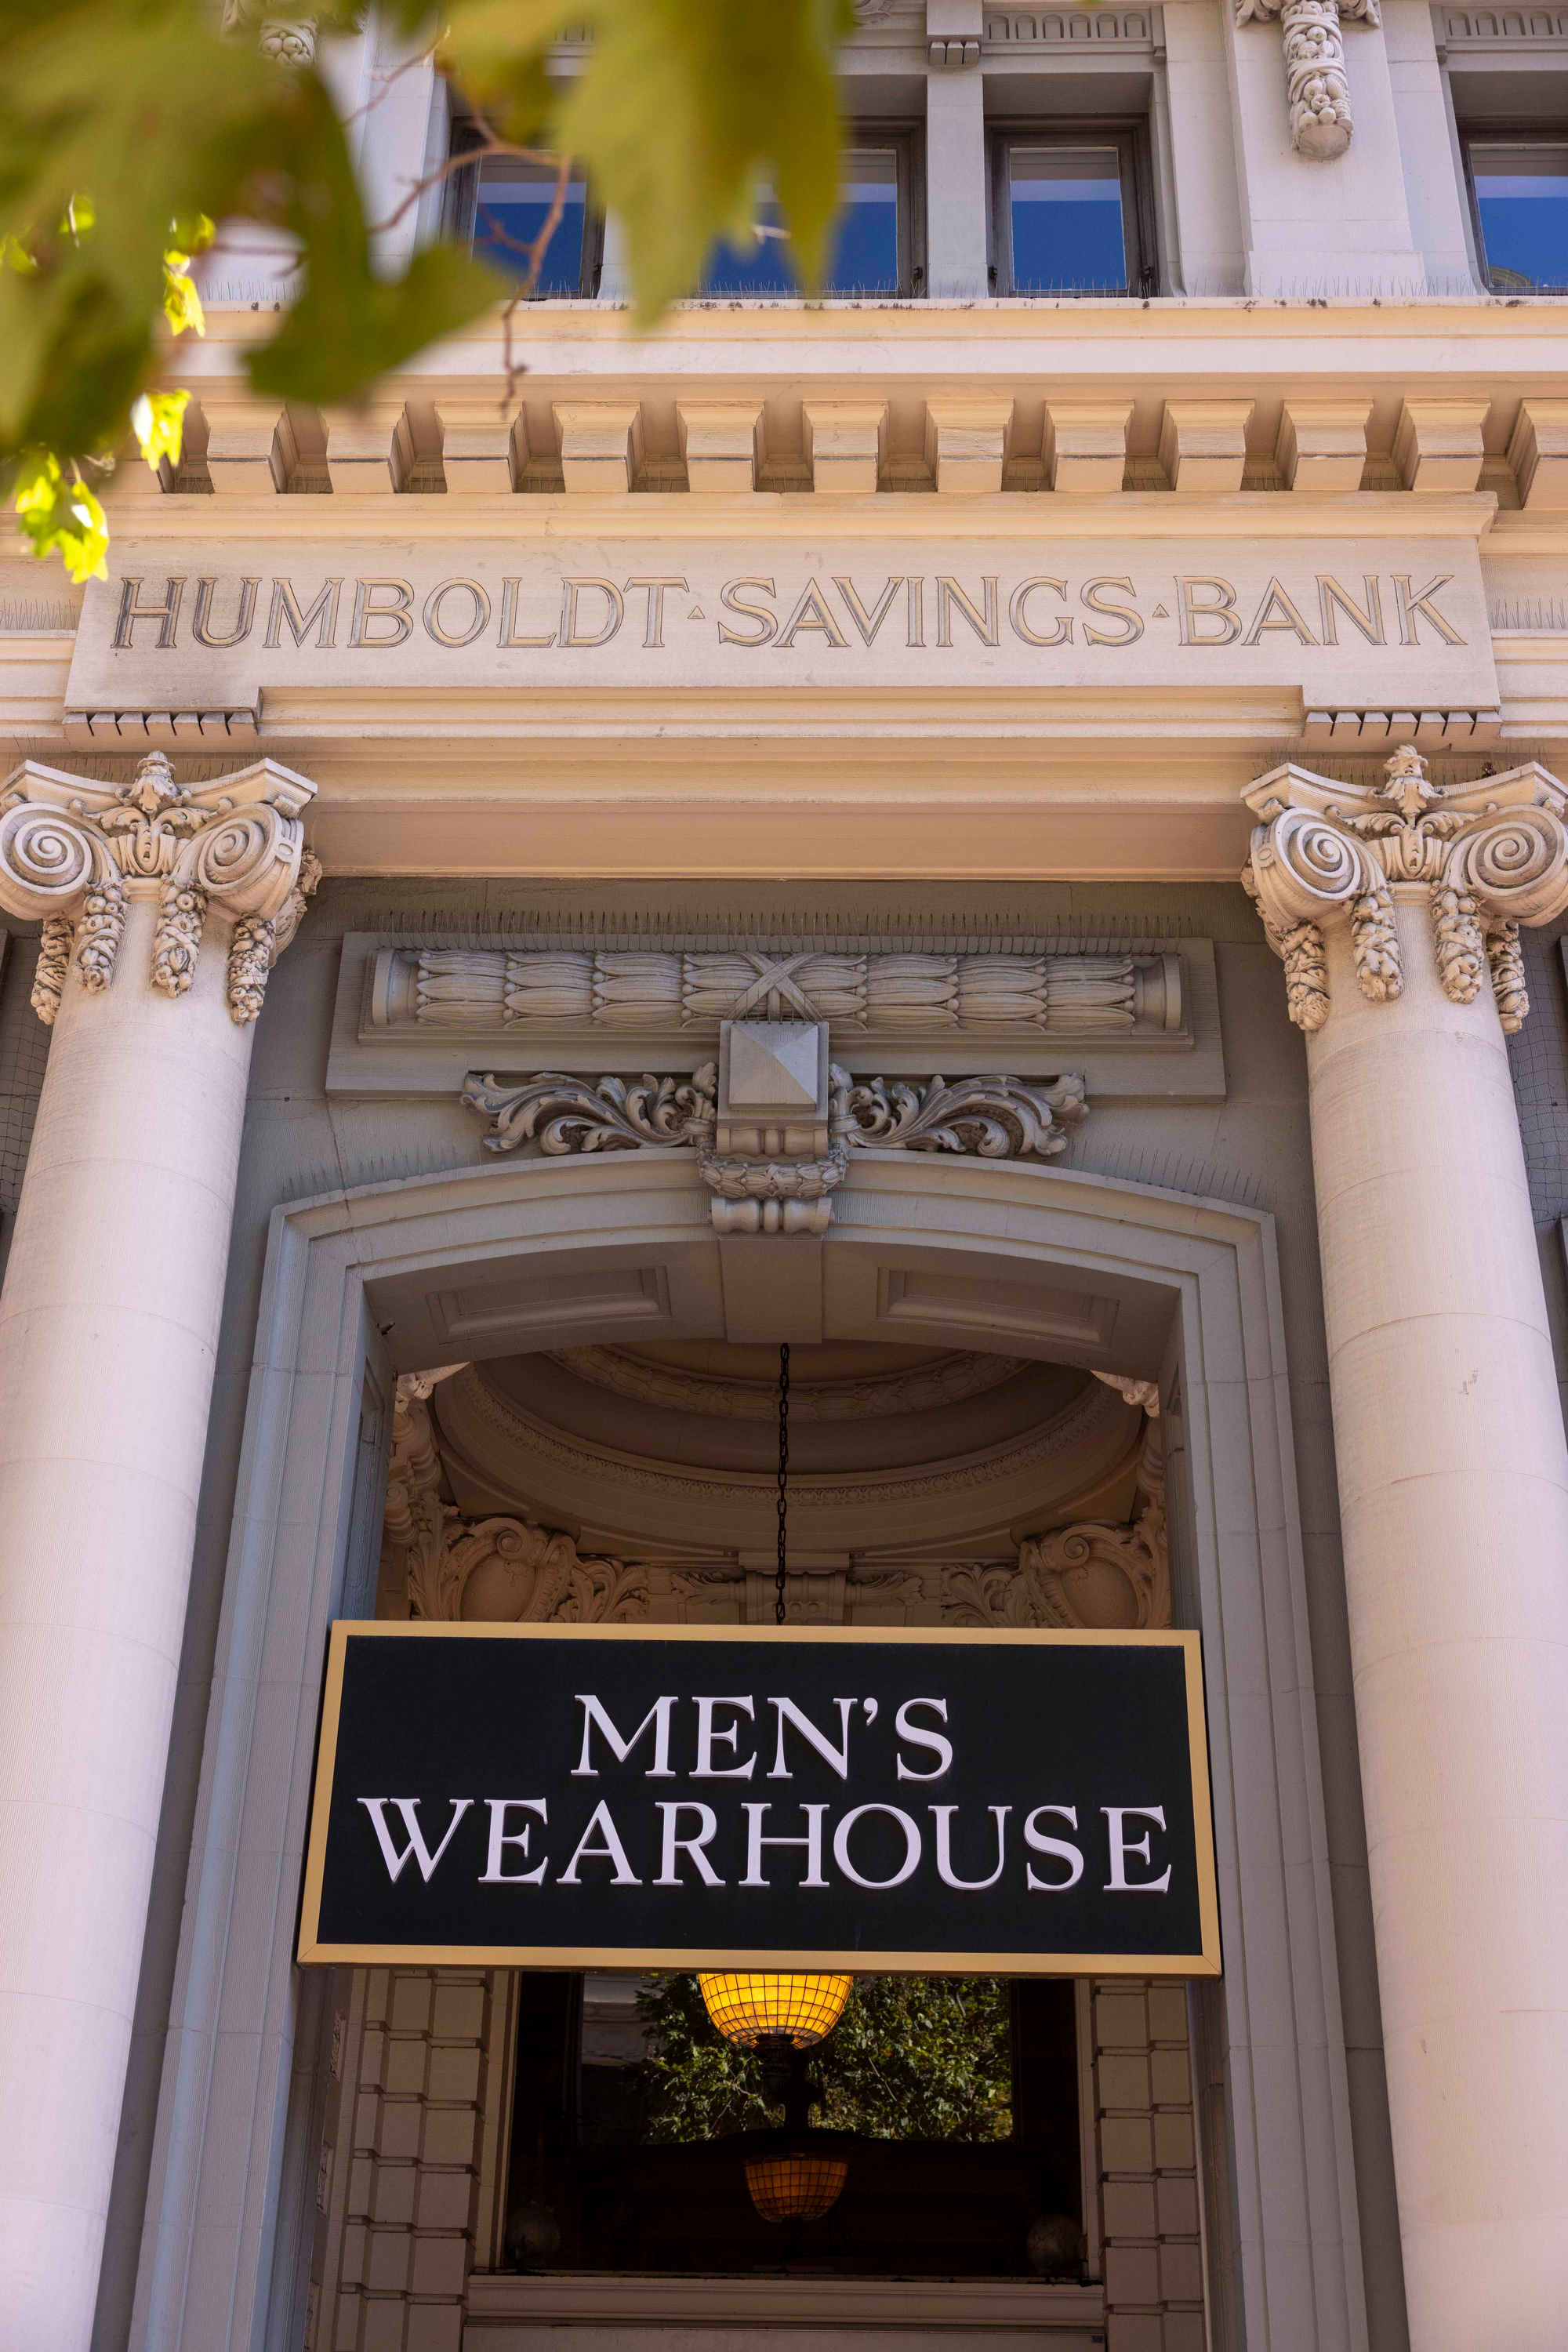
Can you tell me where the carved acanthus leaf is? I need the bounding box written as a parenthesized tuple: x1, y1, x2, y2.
(1244, 746, 1568, 1031)
(831, 1067, 1088, 1160)
(464, 1062, 1091, 1170)
(942, 1500, 1170, 1632)
(463, 1065, 718, 1155)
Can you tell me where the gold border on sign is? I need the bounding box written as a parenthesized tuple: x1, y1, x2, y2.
(296, 1621, 1223, 1978)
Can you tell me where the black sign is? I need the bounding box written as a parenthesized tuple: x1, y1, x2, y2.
(298, 1624, 1220, 1976)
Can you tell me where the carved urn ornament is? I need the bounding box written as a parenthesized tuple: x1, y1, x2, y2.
(1234, 0, 1380, 160)
(1243, 743, 1568, 1032)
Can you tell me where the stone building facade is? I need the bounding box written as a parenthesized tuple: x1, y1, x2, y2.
(1, 6, 1567, 2351)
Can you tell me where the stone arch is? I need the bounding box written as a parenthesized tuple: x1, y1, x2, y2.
(132, 1148, 1365, 2352)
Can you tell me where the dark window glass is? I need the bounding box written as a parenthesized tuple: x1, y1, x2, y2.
(699, 149, 904, 296)
(1468, 138, 1568, 292)
(503, 1972, 1084, 2279)
(470, 155, 590, 292)
(1007, 144, 1127, 293)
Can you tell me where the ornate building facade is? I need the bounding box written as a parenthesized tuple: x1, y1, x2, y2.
(1, 6, 1567, 2351)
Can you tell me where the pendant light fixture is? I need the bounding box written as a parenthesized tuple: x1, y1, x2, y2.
(698, 1345, 854, 2228)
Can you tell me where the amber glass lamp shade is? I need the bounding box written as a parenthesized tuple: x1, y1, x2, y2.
(698, 1972, 853, 2050)
(744, 2145, 850, 2225)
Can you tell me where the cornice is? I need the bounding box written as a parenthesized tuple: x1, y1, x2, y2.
(94, 488, 1501, 546)
(180, 297, 1568, 367)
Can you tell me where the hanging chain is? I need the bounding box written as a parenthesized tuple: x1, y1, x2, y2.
(775, 1342, 790, 1625)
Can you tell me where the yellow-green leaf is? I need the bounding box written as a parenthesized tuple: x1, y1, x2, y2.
(131, 386, 188, 474)
(162, 256, 205, 337)
(12, 450, 107, 583)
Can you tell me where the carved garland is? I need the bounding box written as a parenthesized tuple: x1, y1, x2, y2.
(1244, 744, 1568, 1033)
(0, 751, 319, 1025)
(1234, 0, 1380, 161)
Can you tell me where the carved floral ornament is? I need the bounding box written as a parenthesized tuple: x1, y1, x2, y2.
(384, 1369, 1169, 1633)
(461, 1056, 1090, 1232)
(1243, 745, 1568, 1033)
(0, 751, 319, 1026)
(1235, 0, 1379, 161)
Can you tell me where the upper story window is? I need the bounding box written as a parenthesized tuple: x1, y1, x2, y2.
(989, 125, 1155, 296)
(697, 133, 922, 297)
(448, 131, 604, 296)
(1461, 129, 1568, 292)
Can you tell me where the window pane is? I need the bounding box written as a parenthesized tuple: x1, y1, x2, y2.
(1008, 144, 1127, 293)
(472, 156, 588, 293)
(1472, 141, 1568, 291)
(699, 151, 901, 295)
(826, 149, 901, 292)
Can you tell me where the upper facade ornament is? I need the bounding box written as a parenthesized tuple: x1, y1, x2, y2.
(463, 1018, 1089, 1234)
(1235, 0, 1379, 160)
(369, 943, 1181, 1044)
(1242, 745, 1568, 1033)
(0, 750, 318, 1026)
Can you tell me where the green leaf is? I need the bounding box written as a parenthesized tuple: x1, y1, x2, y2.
(436, 0, 855, 320)
(11, 448, 107, 582)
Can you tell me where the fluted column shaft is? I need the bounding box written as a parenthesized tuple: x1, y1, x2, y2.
(1246, 748, 1568, 2349)
(0, 753, 315, 2352)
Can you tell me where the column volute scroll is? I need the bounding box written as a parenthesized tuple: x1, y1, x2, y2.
(1242, 742, 1568, 1034)
(0, 747, 320, 1025)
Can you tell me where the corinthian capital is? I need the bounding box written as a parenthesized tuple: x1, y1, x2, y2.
(0, 750, 318, 1025)
(1243, 745, 1568, 1033)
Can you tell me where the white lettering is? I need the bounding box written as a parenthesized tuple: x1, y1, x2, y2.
(741, 1802, 829, 1887)
(572, 1693, 677, 1777)
(1024, 1804, 1084, 1891)
(768, 1696, 855, 1780)
(833, 1803, 922, 1890)
(655, 1801, 724, 1886)
(693, 1695, 757, 1779)
(358, 1796, 473, 1884)
(558, 1798, 641, 1885)
(931, 1804, 1010, 1889)
(1102, 1804, 1173, 1893)
(895, 1697, 953, 1781)
(478, 1797, 549, 1884)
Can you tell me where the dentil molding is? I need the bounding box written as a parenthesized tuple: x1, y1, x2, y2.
(1235, 0, 1380, 159)
(0, 750, 319, 1025)
(1243, 743, 1568, 1032)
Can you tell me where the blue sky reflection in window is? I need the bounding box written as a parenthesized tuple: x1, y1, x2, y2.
(1472, 143, 1568, 292)
(699, 151, 899, 295)
(1009, 146, 1126, 292)
(473, 157, 589, 292)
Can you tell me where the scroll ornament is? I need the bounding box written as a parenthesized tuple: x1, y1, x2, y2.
(463, 1063, 1089, 1179)
(1243, 745, 1568, 1033)
(0, 750, 318, 1025)
(1234, 0, 1379, 161)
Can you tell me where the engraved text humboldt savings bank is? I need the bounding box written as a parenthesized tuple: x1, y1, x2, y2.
(113, 562, 1476, 654)
(107, 565, 1469, 656)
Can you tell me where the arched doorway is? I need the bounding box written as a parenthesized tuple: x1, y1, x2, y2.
(132, 1148, 1364, 2352)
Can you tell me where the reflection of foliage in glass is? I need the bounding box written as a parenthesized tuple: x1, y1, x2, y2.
(636, 1973, 1012, 2143)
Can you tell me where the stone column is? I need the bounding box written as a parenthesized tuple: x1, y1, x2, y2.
(0, 751, 317, 2352)
(1244, 746, 1568, 2351)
